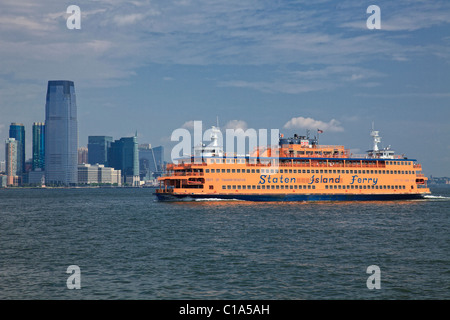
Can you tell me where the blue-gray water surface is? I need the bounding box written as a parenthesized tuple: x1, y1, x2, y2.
(0, 186, 449, 299)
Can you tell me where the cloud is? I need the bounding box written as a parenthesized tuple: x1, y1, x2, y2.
(181, 120, 196, 130)
(283, 117, 344, 133)
(224, 120, 248, 131)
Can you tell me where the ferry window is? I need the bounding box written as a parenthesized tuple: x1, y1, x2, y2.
(209, 185, 214, 190)
(280, 169, 284, 173)
(320, 170, 323, 173)
(325, 185, 328, 189)
(346, 170, 349, 174)
(247, 169, 250, 173)
(308, 185, 311, 189)
(333, 170, 336, 174)
(247, 185, 251, 189)
(290, 185, 293, 189)
(342, 186, 345, 189)
(261, 185, 265, 189)
(211, 169, 215, 173)
(358, 170, 361, 174)
(256, 169, 260, 173)
(252, 169, 255, 173)
(222, 186, 226, 189)
(271, 185, 275, 189)
(276, 185, 280, 189)
(242, 185, 246, 189)
(252, 186, 256, 189)
(403, 186, 406, 189)
(390, 171, 393, 174)
(312, 186, 315, 189)
(257, 185, 261, 189)
(294, 170, 297, 173)
(289, 169, 292, 173)
(362, 170, 365, 174)
(294, 185, 298, 189)
(237, 185, 241, 189)
(350, 170, 353, 174)
(236, 169, 240, 173)
(338, 185, 341, 189)
(363, 186, 367, 189)
(371, 186, 374, 189)
(206, 169, 210, 173)
(227, 185, 231, 189)
(402, 171, 405, 174)
(333, 185, 337, 189)
(280, 185, 284, 189)
(232, 169, 235, 173)
(371, 170, 374, 174)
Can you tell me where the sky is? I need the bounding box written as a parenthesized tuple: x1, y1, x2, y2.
(0, 0, 449, 176)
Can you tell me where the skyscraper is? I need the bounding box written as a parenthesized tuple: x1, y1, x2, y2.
(9, 123, 25, 175)
(45, 80, 78, 185)
(88, 136, 113, 165)
(5, 138, 20, 186)
(108, 135, 139, 186)
(32, 122, 45, 170)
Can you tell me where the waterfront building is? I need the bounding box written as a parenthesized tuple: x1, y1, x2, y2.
(0, 174, 6, 188)
(28, 168, 45, 186)
(139, 144, 165, 180)
(108, 135, 139, 186)
(32, 122, 45, 170)
(77, 164, 121, 185)
(88, 136, 113, 165)
(0, 160, 5, 173)
(45, 80, 78, 186)
(9, 123, 25, 175)
(5, 138, 20, 186)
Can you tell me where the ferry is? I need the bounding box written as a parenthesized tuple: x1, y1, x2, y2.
(155, 126, 430, 201)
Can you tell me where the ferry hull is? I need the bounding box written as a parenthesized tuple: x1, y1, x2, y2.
(154, 192, 427, 202)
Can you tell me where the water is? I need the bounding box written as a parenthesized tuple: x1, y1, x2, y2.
(0, 186, 449, 300)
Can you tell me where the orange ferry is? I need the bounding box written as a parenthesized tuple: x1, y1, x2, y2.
(155, 126, 430, 201)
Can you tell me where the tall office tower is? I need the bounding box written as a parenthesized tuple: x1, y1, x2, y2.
(108, 135, 139, 186)
(139, 145, 165, 180)
(5, 138, 20, 186)
(32, 122, 45, 170)
(88, 136, 113, 165)
(45, 80, 78, 185)
(9, 123, 25, 175)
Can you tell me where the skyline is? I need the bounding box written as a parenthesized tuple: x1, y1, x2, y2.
(1, 1, 449, 176)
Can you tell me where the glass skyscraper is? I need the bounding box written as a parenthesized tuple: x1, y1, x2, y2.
(108, 136, 139, 185)
(32, 122, 45, 170)
(88, 136, 113, 165)
(45, 80, 78, 185)
(9, 123, 25, 175)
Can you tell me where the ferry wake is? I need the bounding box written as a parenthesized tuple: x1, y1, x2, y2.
(155, 126, 430, 202)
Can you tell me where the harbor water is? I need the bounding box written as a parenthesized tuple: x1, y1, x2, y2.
(0, 186, 449, 299)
